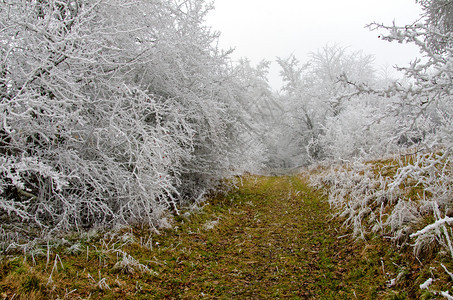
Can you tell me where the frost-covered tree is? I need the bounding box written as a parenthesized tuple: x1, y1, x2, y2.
(308, 44, 375, 117)
(364, 0, 453, 256)
(0, 0, 248, 238)
(417, 0, 453, 53)
(275, 45, 376, 165)
(227, 58, 275, 172)
(276, 55, 318, 166)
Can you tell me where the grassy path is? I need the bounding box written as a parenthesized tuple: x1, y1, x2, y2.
(1, 175, 415, 299)
(129, 175, 408, 299)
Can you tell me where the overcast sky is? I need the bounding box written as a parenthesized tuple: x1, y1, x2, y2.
(207, 0, 424, 90)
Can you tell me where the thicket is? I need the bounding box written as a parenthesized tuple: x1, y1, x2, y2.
(0, 0, 266, 244)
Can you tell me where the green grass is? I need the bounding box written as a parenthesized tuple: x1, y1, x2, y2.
(0, 175, 446, 299)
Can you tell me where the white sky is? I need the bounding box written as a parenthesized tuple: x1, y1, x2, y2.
(207, 0, 424, 90)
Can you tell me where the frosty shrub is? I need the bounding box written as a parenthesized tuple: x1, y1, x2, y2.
(0, 0, 251, 241)
(311, 160, 420, 242)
